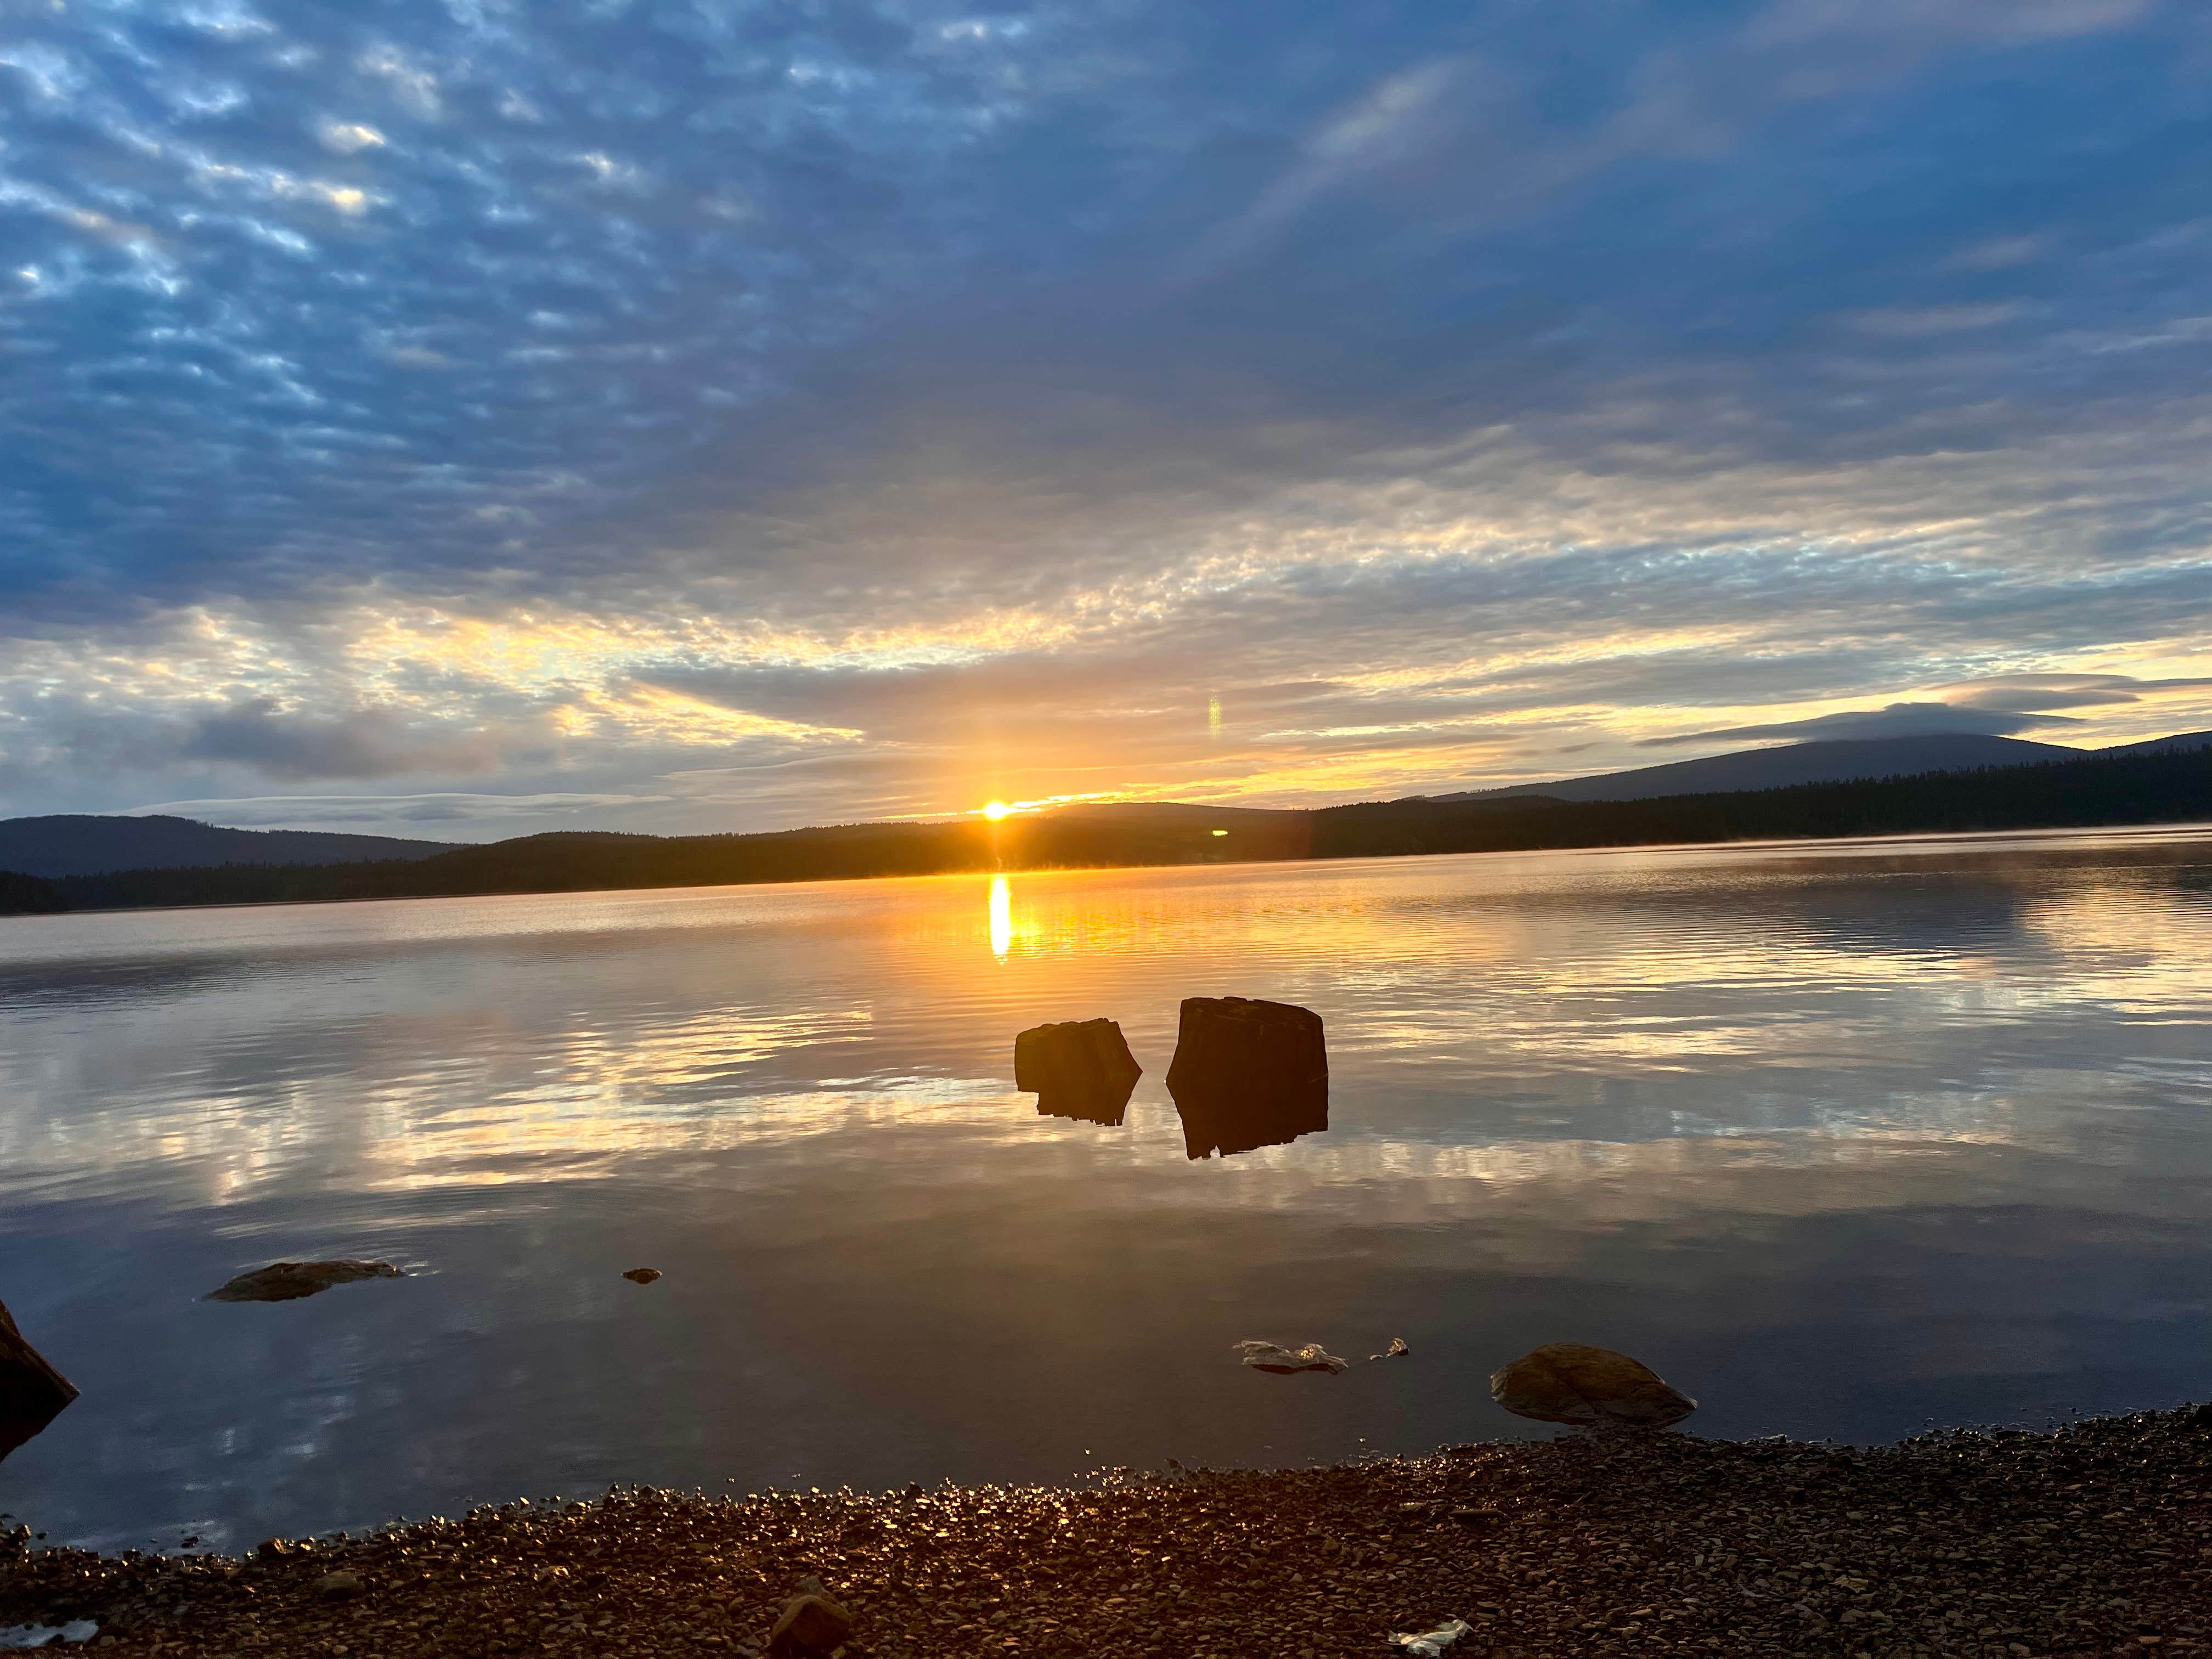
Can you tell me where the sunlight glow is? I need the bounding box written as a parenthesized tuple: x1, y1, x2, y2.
(982, 800, 1012, 820)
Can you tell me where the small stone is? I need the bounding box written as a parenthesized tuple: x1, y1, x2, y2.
(768, 1592, 851, 1659)
(315, 1570, 364, 1601)
(205, 1261, 405, 1303)
(1233, 1340, 1348, 1374)
(622, 1268, 663, 1285)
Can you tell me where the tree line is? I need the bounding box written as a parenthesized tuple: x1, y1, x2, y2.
(4, 746, 2210, 917)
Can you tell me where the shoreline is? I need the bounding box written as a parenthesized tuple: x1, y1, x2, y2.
(5, 1408, 2207, 1657)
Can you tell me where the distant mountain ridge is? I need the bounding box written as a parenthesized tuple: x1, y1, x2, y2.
(1429, 734, 2084, 804)
(1423, 730, 2212, 805)
(0, 815, 457, 879)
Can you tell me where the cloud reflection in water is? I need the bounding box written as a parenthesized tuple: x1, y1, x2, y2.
(0, 828, 2208, 1550)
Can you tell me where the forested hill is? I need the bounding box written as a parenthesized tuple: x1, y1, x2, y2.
(7, 745, 2211, 916)
(0, 814, 454, 878)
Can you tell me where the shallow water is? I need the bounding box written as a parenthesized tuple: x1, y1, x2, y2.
(3, 827, 2211, 1551)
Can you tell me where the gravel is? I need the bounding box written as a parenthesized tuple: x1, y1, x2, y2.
(3, 1406, 2207, 1658)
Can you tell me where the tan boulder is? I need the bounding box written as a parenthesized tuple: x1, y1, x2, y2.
(1488, 1342, 1695, 1429)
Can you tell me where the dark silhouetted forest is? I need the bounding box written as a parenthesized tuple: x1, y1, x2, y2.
(21, 746, 2212, 915)
(0, 870, 64, 915)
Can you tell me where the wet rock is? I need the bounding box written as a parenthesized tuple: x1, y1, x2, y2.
(1233, 1339, 1348, 1374)
(1164, 996, 1328, 1158)
(204, 1261, 406, 1303)
(314, 1571, 364, 1601)
(766, 1590, 851, 1659)
(0, 1299, 78, 1464)
(1375, 1337, 1412, 1360)
(1488, 1342, 1697, 1429)
(1013, 1017, 1143, 1125)
(622, 1268, 663, 1285)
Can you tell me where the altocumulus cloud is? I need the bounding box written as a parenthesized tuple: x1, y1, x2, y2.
(3, 0, 2212, 835)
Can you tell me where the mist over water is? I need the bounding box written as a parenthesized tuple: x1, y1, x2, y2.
(3, 828, 2211, 1552)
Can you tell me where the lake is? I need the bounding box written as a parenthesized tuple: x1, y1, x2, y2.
(3, 827, 2211, 1553)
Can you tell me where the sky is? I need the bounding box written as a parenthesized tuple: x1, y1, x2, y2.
(4, 0, 2212, 840)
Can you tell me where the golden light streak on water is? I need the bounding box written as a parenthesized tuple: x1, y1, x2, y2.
(989, 874, 1013, 960)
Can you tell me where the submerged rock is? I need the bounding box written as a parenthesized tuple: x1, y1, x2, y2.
(622, 1268, 663, 1285)
(1013, 1017, 1143, 1126)
(1233, 1339, 1348, 1374)
(1165, 996, 1328, 1158)
(204, 1261, 407, 1304)
(767, 1590, 852, 1659)
(1488, 1342, 1696, 1429)
(0, 1299, 78, 1465)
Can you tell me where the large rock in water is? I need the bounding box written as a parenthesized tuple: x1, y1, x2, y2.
(1489, 1342, 1696, 1429)
(1164, 996, 1327, 1158)
(1014, 1017, 1143, 1125)
(205, 1261, 406, 1302)
(0, 1299, 78, 1464)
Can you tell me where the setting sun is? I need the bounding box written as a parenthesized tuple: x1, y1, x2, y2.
(982, 800, 1012, 821)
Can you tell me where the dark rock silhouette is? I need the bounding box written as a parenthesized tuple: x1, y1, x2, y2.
(0, 1299, 77, 1464)
(1489, 1342, 1696, 1429)
(205, 1260, 407, 1303)
(623, 1267, 663, 1285)
(1013, 1017, 1142, 1126)
(1165, 996, 1328, 1158)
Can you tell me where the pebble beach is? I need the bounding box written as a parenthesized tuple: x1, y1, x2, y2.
(4, 1406, 2207, 1659)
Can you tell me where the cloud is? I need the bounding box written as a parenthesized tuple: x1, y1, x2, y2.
(0, 0, 2210, 832)
(1849, 303, 2027, 336)
(1632, 673, 2212, 749)
(134, 792, 665, 832)
(178, 700, 512, 781)
(1641, 702, 2084, 748)
(1933, 672, 2212, 712)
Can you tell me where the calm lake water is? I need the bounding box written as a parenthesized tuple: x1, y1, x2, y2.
(4, 828, 2212, 1551)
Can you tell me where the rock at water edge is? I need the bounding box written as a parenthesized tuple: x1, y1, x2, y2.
(205, 1261, 407, 1303)
(1488, 1342, 1696, 1429)
(0, 1299, 78, 1464)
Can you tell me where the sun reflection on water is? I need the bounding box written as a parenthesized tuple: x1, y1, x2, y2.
(989, 874, 1012, 960)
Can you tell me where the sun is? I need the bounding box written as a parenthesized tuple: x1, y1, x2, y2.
(982, 800, 1012, 821)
